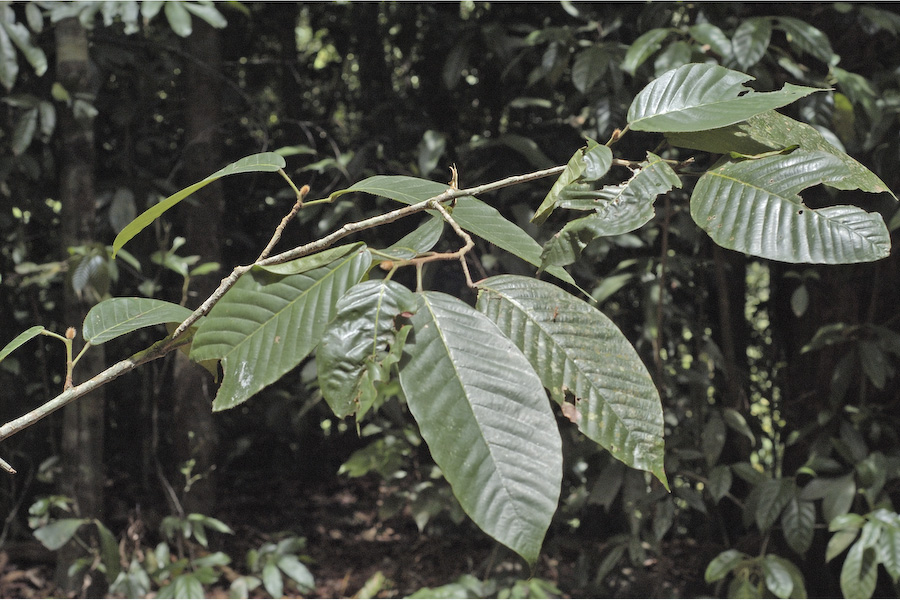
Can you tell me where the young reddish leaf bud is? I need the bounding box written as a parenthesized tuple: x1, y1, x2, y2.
(65, 327, 76, 340)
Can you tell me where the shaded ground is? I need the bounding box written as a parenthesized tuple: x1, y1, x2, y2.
(1, 471, 713, 598)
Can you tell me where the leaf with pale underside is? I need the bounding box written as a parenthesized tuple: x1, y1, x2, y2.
(690, 151, 891, 264)
(532, 140, 611, 225)
(190, 248, 371, 411)
(398, 291, 562, 565)
(667, 110, 895, 199)
(476, 275, 668, 489)
(627, 63, 823, 133)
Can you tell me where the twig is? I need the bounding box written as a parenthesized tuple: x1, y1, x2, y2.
(256, 177, 309, 262)
(1, 164, 568, 464)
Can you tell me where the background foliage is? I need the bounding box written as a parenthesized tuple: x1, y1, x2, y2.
(2, 2, 900, 598)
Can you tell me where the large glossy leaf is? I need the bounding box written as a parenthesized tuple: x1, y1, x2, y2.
(627, 63, 822, 133)
(541, 152, 680, 269)
(781, 495, 816, 555)
(83, 298, 194, 345)
(112, 152, 286, 257)
(398, 292, 562, 564)
(691, 151, 891, 264)
(328, 175, 575, 285)
(532, 140, 610, 224)
(756, 478, 794, 532)
(841, 541, 878, 600)
(317, 280, 416, 418)
(667, 111, 895, 198)
(476, 275, 667, 488)
(190, 248, 371, 411)
(621, 28, 670, 75)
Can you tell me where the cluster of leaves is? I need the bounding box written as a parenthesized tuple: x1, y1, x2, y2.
(28, 495, 314, 599)
(7, 58, 892, 572)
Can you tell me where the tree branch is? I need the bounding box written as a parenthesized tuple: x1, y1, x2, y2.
(1, 164, 567, 470)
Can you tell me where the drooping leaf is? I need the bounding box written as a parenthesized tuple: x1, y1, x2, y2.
(327, 175, 575, 285)
(190, 248, 371, 411)
(756, 478, 794, 532)
(163, 1, 192, 37)
(690, 151, 891, 264)
(841, 542, 878, 600)
(0, 4, 46, 79)
(532, 140, 609, 224)
(540, 152, 680, 269)
(317, 280, 416, 418)
(760, 554, 794, 599)
(622, 28, 670, 75)
(0, 326, 45, 364)
(476, 275, 667, 488)
(398, 292, 562, 564)
(112, 152, 286, 257)
(731, 17, 772, 70)
(627, 63, 823, 133)
(572, 45, 608, 93)
(781, 495, 816, 555)
(33, 518, 88, 551)
(96, 520, 122, 584)
(83, 298, 194, 345)
(667, 111, 895, 198)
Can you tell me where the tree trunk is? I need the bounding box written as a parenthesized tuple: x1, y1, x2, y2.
(170, 19, 223, 516)
(55, 17, 106, 595)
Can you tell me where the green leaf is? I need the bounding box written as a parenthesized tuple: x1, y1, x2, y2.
(775, 17, 836, 65)
(0, 14, 18, 91)
(259, 243, 364, 275)
(190, 249, 371, 411)
(329, 175, 575, 285)
(0, 6, 47, 77)
(476, 275, 667, 488)
(540, 152, 680, 269)
(532, 140, 609, 225)
(781, 496, 816, 555)
(761, 554, 795, 599)
(756, 478, 794, 532)
(381, 215, 444, 260)
(705, 549, 749, 583)
(690, 151, 890, 264)
(708, 464, 733, 504)
(828, 527, 861, 562)
(877, 525, 900, 582)
(317, 280, 416, 418)
(627, 63, 823, 133)
(112, 152, 286, 257)
(840, 541, 878, 599)
(276, 555, 315, 592)
(668, 111, 895, 198)
(83, 298, 194, 345)
(33, 518, 88, 551)
(11, 107, 36, 155)
(622, 28, 670, 75)
(802, 474, 857, 524)
(398, 292, 562, 564)
(159, 574, 205, 599)
(689, 23, 733, 58)
(0, 326, 45, 364)
(731, 17, 772, 70)
(95, 521, 121, 583)
(572, 45, 608, 93)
